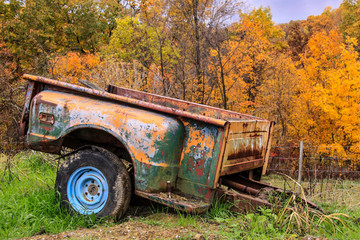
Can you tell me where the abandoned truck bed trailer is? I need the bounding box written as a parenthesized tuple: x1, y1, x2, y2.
(20, 74, 275, 218)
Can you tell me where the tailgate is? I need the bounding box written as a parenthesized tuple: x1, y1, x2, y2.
(220, 120, 273, 176)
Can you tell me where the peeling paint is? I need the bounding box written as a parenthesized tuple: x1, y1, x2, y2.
(27, 90, 184, 193)
(22, 75, 274, 211)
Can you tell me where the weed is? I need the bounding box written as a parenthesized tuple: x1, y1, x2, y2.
(267, 175, 351, 237)
(205, 197, 234, 221)
(0, 151, 109, 239)
(176, 210, 200, 227)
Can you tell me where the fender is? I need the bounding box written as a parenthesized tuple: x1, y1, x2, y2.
(27, 90, 185, 192)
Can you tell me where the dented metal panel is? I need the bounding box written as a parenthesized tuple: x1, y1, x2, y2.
(220, 121, 272, 176)
(23, 74, 227, 127)
(176, 119, 225, 200)
(27, 90, 185, 193)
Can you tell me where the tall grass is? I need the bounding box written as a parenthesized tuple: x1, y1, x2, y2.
(201, 195, 355, 239)
(0, 152, 107, 239)
(191, 176, 356, 239)
(1, 152, 359, 239)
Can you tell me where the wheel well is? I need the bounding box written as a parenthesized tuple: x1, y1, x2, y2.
(61, 128, 132, 162)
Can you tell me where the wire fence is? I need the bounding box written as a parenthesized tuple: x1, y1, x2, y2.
(264, 143, 360, 206)
(267, 143, 360, 180)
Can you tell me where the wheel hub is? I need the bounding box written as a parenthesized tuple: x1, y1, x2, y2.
(88, 184, 99, 196)
(67, 166, 109, 214)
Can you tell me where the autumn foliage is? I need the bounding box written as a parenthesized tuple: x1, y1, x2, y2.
(1, 0, 360, 166)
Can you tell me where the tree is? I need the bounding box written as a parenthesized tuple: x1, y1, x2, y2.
(218, 7, 284, 112)
(107, 14, 177, 94)
(282, 20, 309, 61)
(255, 52, 299, 145)
(0, 40, 23, 150)
(107, 0, 241, 101)
(296, 29, 360, 152)
(281, 6, 341, 62)
(167, 0, 211, 103)
(0, 0, 124, 73)
(341, 0, 360, 52)
(305, 6, 341, 35)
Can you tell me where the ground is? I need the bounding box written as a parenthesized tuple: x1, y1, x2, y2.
(22, 213, 327, 240)
(22, 218, 209, 240)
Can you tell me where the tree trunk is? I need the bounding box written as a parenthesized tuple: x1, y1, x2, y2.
(192, 0, 203, 104)
(217, 46, 227, 109)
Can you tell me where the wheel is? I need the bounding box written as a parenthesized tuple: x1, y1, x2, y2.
(55, 147, 131, 218)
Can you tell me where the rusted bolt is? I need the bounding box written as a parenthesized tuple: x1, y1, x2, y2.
(88, 184, 98, 196)
(85, 192, 88, 195)
(167, 181, 171, 198)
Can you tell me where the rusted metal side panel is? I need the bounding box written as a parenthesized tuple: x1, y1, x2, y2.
(23, 75, 227, 127)
(135, 190, 210, 213)
(176, 119, 225, 200)
(262, 121, 275, 175)
(107, 84, 263, 121)
(220, 121, 272, 176)
(213, 122, 230, 188)
(20, 82, 44, 136)
(20, 82, 35, 136)
(27, 90, 185, 193)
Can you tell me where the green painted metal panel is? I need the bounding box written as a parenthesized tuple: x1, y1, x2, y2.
(27, 90, 185, 193)
(176, 119, 225, 200)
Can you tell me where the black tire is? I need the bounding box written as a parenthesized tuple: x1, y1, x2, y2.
(55, 147, 131, 219)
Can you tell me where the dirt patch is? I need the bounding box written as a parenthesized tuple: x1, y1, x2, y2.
(22, 222, 186, 240)
(21, 213, 220, 240)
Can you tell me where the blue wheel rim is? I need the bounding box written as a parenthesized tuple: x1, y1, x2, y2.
(67, 166, 109, 214)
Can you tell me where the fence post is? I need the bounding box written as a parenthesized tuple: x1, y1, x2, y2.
(297, 141, 304, 194)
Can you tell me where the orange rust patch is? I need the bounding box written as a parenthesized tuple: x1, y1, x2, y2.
(29, 133, 57, 140)
(180, 122, 215, 166)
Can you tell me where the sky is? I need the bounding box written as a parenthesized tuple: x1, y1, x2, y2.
(248, 0, 343, 24)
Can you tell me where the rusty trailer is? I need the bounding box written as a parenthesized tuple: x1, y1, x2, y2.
(20, 74, 276, 218)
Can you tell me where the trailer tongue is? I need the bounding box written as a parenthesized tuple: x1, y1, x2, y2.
(20, 74, 318, 218)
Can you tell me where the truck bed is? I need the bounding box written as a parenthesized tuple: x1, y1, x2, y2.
(21, 74, 273, 206)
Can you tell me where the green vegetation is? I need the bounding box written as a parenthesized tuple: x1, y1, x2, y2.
(0, 153, 359, 239)
(0, 152, 108, 239)
(138, 198, 357, 239)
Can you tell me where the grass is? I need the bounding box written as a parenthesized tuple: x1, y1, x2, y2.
(135, 176, 360, 239)
(132, 190, 359, 239)
(0, 152, 109, 239)
(0, 152, 359, 239)
(261, 174, 360, 239)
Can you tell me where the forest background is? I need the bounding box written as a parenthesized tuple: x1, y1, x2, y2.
(1, 0, 360, 167)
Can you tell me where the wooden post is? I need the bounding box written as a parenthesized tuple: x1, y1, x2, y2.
(298, 141, 304, 194)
